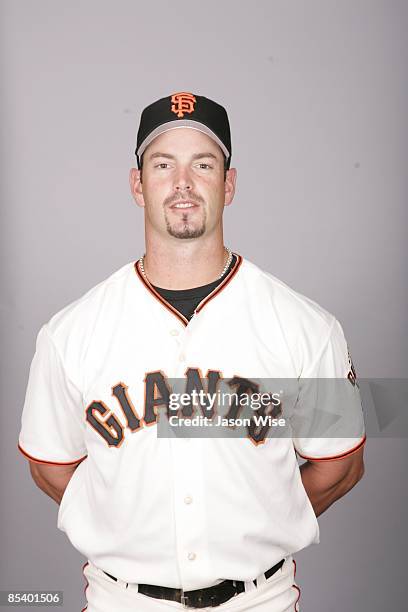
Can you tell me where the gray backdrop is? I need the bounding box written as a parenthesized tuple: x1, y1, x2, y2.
(1, 0, 407, 610)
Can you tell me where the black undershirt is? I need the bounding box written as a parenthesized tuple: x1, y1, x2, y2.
(152, 254, 237, 321)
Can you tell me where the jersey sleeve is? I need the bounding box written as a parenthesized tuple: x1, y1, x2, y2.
(291, 318, 366, 461)
(18, 325, 87, 465)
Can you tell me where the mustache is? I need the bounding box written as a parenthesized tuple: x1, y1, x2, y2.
(164, 192, 204, 206)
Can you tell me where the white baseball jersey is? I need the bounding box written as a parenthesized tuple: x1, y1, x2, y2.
(19, 255, 365, 591)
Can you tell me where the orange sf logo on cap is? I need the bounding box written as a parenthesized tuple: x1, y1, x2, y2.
(171, 92, 196, 118)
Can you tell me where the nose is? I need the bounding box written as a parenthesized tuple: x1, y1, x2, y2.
(174, 166, 193, 192)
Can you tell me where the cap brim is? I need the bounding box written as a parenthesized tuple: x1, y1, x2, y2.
(136, 119, 230, 160)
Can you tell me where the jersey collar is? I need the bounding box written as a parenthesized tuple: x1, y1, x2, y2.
(134, 253, 243, 327)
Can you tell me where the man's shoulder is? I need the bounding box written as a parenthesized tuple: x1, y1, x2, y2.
(239, 257, 336, 333)
(46, 261, 135, 340)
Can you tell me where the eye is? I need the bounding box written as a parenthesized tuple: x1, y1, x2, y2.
(155, 162, 171, 169)
(197, 163, 212, 169)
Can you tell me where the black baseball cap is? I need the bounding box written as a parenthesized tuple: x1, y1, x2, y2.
(135, 92, 232, 169)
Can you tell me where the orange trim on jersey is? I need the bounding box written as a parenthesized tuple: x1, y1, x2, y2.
(291, 559, 300, 610)
(134, 253, 242, 326)
(293, 583, 301, 611)
(18, 443, 87, 466)
(296, 434, 366, 462)
(134, 260, 189, 326)
(195, 253, 242, 313)
(81, 562, 89, 612)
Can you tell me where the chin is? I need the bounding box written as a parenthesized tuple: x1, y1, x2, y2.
(166, 223, 206, 239)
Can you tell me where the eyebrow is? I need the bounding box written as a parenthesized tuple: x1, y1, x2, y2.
(148, 152, 219, 161)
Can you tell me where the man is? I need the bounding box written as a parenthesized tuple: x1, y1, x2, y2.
(19, 92, 366, 611)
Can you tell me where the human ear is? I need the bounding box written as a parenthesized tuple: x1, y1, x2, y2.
(129, 167, 145, 208)
(224, 168, 237, 206)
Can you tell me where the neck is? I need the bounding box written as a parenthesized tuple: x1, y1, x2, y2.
(142, 235, 229, 290)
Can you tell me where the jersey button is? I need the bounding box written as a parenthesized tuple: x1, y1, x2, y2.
(187, 552, 196, 561)
(179, 353, 186, 362)
(184, 496, 193, 505)
(170, 329, 179, 336)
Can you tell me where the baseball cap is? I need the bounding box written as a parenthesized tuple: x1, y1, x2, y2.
(135, 92, 232, 169)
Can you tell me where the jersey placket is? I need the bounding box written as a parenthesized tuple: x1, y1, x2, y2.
(166, 315, 213, 590)
(170, 436, 212, 591)
(134, 258, 242, 588)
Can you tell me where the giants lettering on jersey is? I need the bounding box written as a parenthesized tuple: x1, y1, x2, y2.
(85, 368, 281, 447)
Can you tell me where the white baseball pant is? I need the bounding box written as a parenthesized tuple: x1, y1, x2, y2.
(81, 556, 301, 612)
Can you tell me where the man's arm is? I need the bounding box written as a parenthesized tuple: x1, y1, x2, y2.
(299, 446, 365, 517)
(28, 459, 84, 505)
